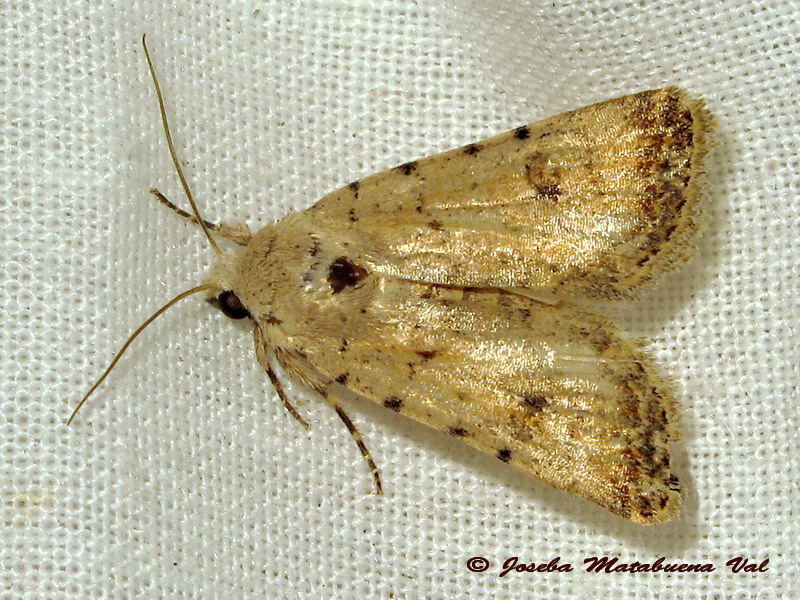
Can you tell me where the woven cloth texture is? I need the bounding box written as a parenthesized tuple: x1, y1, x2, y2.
(3, 1, 798, 598)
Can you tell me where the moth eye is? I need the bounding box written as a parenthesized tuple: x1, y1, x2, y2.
(218, 290, 250, 320)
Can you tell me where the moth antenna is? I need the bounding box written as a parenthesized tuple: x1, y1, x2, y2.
(150, 187, 254, 246)
(150, 187, 221, 232)
(67, 284, 214, 425)
(142, 34, 222, 256)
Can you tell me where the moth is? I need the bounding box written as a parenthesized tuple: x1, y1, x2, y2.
(69, 37, 711, 525)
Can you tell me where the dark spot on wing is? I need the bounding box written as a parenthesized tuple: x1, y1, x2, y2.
(328, 257, 368, 294)
(397, 161, 418, 175)
(415, 349, 438, 360)
(590, 329, 612, 352)
(521, 394, 548, 412)
(637, 494, 655, 518)
(335, 373, 349, 384)
(428, 219, 444, 231)
(661, 93, 683, 129)
(639, 441, 656, 458)
(535, 183, 561, 200)
(348, 208, 358, 222)
(514, 126, 530, 140)
(497, 449, 512, 462)
(383, 396, 403, 411)
(630, 90, 657, 128)
(463, 143, 482, 155)
(348, 181, 360, 197)
(448, 427, 469, 437)
(524, 151, 555, 189)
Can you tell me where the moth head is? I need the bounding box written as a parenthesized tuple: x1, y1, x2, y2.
(67, 35, 258, 426)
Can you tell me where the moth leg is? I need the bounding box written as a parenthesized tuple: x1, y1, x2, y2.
(322, 390, 383, 495)
(266, 364, 310, 429)
(253, 327, 309, 429)
(274, 347, 383, 495)
(149, 187, 253, 245)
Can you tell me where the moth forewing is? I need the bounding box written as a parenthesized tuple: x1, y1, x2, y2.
(306, 87, 711, 300)
(246, 265, 683, 524)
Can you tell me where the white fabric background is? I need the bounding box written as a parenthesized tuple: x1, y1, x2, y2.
(3, 0, 798, 598)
